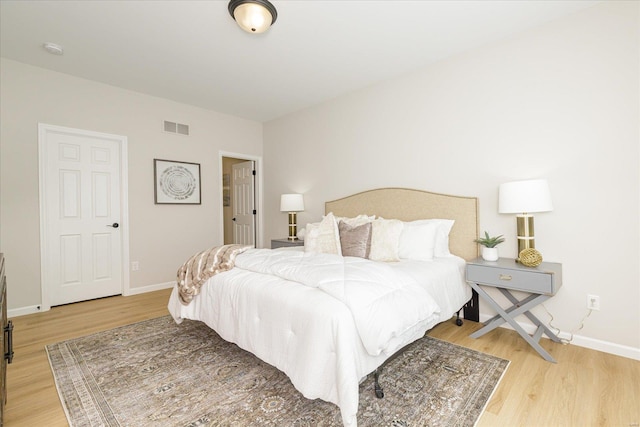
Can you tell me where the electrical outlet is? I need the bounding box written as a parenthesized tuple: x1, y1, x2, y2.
(131, 261, 139, 271)
(587, 294, 600, 311)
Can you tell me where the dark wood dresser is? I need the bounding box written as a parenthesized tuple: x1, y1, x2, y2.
(0, 253, 14, 425)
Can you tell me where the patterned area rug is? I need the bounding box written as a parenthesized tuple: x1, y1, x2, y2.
(46, 316, 509, 427)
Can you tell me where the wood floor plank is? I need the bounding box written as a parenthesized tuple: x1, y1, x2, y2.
(5, 288, 640, 426)
(429, 320, 640, 427)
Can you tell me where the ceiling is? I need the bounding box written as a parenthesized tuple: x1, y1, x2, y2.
(0, 0, 600, 122)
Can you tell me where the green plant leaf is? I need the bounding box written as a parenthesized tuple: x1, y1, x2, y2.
(474, 231, 505, 248)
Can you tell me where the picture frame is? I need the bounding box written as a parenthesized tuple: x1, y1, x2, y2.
(154, 159, 201, 204)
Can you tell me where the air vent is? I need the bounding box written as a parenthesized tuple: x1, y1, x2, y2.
(163, 120, 190, 136)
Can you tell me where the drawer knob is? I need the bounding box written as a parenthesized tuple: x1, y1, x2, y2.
(499, 274, 512, 281)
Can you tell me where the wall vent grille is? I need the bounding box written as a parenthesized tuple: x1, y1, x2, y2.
(163, 120, 189, 136)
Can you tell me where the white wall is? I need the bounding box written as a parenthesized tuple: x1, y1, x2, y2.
(0, 58, 263, 310)
(263, 2, 639, 354)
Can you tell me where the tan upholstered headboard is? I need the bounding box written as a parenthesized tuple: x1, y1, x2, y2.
(325, 188, 479, 261)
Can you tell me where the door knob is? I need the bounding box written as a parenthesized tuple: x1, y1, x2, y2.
(107, 223, 119, 228)
(232, 218, 236, 221)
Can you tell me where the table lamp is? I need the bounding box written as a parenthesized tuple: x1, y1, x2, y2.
(498, 179, 553, 257)
(280, 194, 304, 240)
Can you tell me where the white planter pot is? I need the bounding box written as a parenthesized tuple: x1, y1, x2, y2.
(482, 247, 499, 261)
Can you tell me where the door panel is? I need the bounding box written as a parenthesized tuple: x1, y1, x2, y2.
(92, 172, 111, 217)
(92, 233, 112, 280)
(60, 234, 82, 285)
(60, 170, 81, 218)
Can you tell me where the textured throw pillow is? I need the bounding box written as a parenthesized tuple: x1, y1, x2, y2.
(368, 218, 403, 262)
(304, 212, 341, 254)
(335, 214, 376, 227)
(398, 220, 440, 260)
(338, 221, 372, 258)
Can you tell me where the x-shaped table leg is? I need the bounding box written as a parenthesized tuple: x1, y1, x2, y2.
(468, 282, 559, 363)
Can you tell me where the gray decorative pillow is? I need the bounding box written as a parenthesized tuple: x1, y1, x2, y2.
(338, 221, 372, 259)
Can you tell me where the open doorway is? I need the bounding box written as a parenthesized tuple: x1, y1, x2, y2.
(221, 154, 259, 247)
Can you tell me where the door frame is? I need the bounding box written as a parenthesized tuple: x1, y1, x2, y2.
(38, 123, 130, 311)
(219, 151, 263, 248)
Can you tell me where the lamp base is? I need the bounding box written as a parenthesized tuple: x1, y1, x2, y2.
(516, 214, 536, 255)
(516, 236, 535, 254)
(287, 212, 298, 241)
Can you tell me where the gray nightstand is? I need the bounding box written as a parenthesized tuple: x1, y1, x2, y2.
(271, 238, 304, 249)
(466, 257, 563, 363)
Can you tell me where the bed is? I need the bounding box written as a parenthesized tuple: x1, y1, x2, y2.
(168, 188, 479, 426)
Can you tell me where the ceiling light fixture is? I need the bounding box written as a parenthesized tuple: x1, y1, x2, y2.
(43, 42, 64, 55)
(228, 0, 277, 34)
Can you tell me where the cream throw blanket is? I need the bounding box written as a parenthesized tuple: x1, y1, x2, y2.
(177, 244, 252, 305)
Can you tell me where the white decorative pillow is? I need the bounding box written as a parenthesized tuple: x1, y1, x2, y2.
(368, 218, 403, 262)
(304, 212, 341, 255)
(297, 227, 306, 240)
(398, 220, 440, 260)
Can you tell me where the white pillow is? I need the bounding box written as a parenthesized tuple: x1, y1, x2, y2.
(400, 219, 455, 257)
(433, 219, 455, 257)
(368, 218, 403, 262)
(304, 212, 341, 254)
(398, 220, 440, 260)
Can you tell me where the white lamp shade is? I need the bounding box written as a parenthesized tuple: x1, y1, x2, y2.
(232, 2, 273, 33)
(280, 194, 304, 212)
(499, 179, 553, 214)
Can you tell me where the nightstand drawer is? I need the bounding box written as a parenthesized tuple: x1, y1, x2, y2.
(466, 263, 559, 294)
(467, 258, 562, 295)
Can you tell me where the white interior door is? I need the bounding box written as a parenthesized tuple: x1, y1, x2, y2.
(39, 124, 126, 306)
(232, 160, 256, 246)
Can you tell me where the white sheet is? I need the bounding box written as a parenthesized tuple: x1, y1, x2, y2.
(168, 248, 471, 426)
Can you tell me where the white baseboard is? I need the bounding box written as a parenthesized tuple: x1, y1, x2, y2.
(8, 305, 44, 318)
(478, 313, 640, 361)
(124, 281, 174, 296)
(8, 282, 175, 318)
(568, 334, 640, 361)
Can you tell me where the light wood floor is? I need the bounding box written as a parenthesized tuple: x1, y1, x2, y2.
(5, 288, 639, 426)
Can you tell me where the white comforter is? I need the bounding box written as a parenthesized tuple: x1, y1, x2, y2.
(168, 248, 471, 426)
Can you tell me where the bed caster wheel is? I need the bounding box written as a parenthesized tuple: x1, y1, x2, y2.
(375, 386, 384, 399)
(456, 318, 463, 326)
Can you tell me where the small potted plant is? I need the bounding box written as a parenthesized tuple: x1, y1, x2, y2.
(474, 231, 505, 261)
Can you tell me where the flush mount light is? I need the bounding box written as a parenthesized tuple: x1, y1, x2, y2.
(43, 42, 64, 55)
(228, 0, 277, 34)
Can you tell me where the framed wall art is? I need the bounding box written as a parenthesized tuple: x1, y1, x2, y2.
(154, 159, 201, 204)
